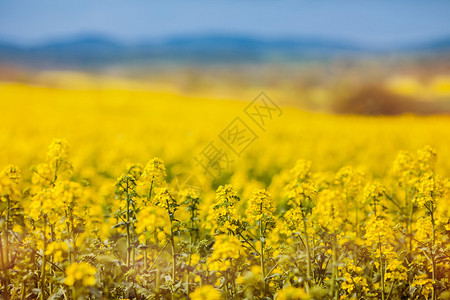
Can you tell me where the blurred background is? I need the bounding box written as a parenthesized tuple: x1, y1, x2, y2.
(1, 0, 450, 115)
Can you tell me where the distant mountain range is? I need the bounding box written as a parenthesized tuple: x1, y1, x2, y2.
(0, 34, 449, 67)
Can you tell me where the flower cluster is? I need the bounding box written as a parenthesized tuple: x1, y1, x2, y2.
(64, 262, 97, 287)
(207, 234, 244, 272)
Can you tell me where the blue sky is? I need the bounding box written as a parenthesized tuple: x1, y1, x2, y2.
(1, 0, 450, 46)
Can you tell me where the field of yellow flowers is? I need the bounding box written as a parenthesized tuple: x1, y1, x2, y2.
(0, 82, 450, 299)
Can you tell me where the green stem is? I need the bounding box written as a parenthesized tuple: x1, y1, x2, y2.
(355, 196, 359, 238)
(0, 234, 9, 299)
(144, 247, 148, 271)
(430, 204, 436, 300)
(386, 280, 396, 300)
(408, 190, 414, 252)
(354, 195, 359, 264)
(169, 216, 176, 300)
(260, 220, 266, 295)
(237, 231, 259, 254)
(126, 186, 131, 268)
(331, 232, 338, 299)
(20, 279, 26, 300)
(147, 182, 153, 204)
(40, 216, 47, 300)
(225, 274, 230, 298)
(156, 268, 160, 295)
(186, 233, 192, 295)
(302, 215, 311, 293)
(378, 236, 385, 300)
(5, 196, 10, 268)
(49, 225, 54, 295)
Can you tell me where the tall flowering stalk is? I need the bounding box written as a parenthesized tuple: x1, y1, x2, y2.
(154, 187, 180, 297)
(141, 158, 167, 204)
(0, 165, 21, 297)
(313, 189, 345, 299)
(115, 174, 138, 268)
(206, 234, 245, 298)
(284, 159, 316, 293)
(415, 172, 444, 300)
(364, 182, 388, 300)
(209, 185, 243, 236)
(28, 139, 74, 300)
(182, 187, 201, 294)
(335, 166, 364, 238)
(392, 146, 437, 252)
(64, 262, 97, 299)
(245, 189, 276, 295)
(392, 150, 418, 250)
(137, 158, 166, 271)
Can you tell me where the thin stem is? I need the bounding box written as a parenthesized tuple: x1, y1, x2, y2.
(354, 195, 359, 264)
(156, 268, 160, 295)
(302, 214, 311, 293)
(355, 195, 359, 238)
(147, 182, 153, 204)
(40, 216, 47, 300)
(259, 219, 266, 295)
(170, 222, 176, 300)
(65, 221, 72, 264)
(408, 190, 414, 252)
(378, 235, 385, 300)
(143, 246, 148, 271)
(186, 200, 197, 295)
(5, 196, 10, 268)
(430, 203, 436, 300)
(148, 241, 169, 271)
(237, 231, 260, 254)
(126, 183, 131, 268)
(49, 224, 54, 295)
(386, 280, 396, 300)
(0, 234, 9, 300)
(331, 232, 338, 300)
(20, 279, 26, 300)
(265, 261, 280, 280)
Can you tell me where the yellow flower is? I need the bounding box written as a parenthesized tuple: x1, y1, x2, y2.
(0, 165, 21, 200)
(392, 150, 417, 187)
(64, 262, 97, 287)
(189, 285, 223, 300)
(135, 205, 169, 238)
(364, 215, 394, 257)
(154, 187, 178, 212)
(417, 145, 437, 173)
(415, 172, 444, 208)
(286, 182, 317, 207)
(190, 253, 200, 266)
(45, 241, 69, 263)
(47, 138, 70, 162)
(210, 185, 243, 234)
(246, 189, 276, 227)
(415, 216, 432, 243)
(276, 286, 309, 300)
(52, 180, 86, 210)
(290, 159, 312, 182)
(207, 234, 244, 272)
(1, 165, 21, 184)
(363, 181, 386, 204)
(335, 166, 364, 196)
(412, 273, 433, 297)
(46, 138, 73, 179)
(313, 189, 345, 231)
(142, 157, 167, 187)
(282, 207, 303, 236)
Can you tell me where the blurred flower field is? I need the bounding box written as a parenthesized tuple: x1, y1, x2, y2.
(0, 82, 450, 299)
